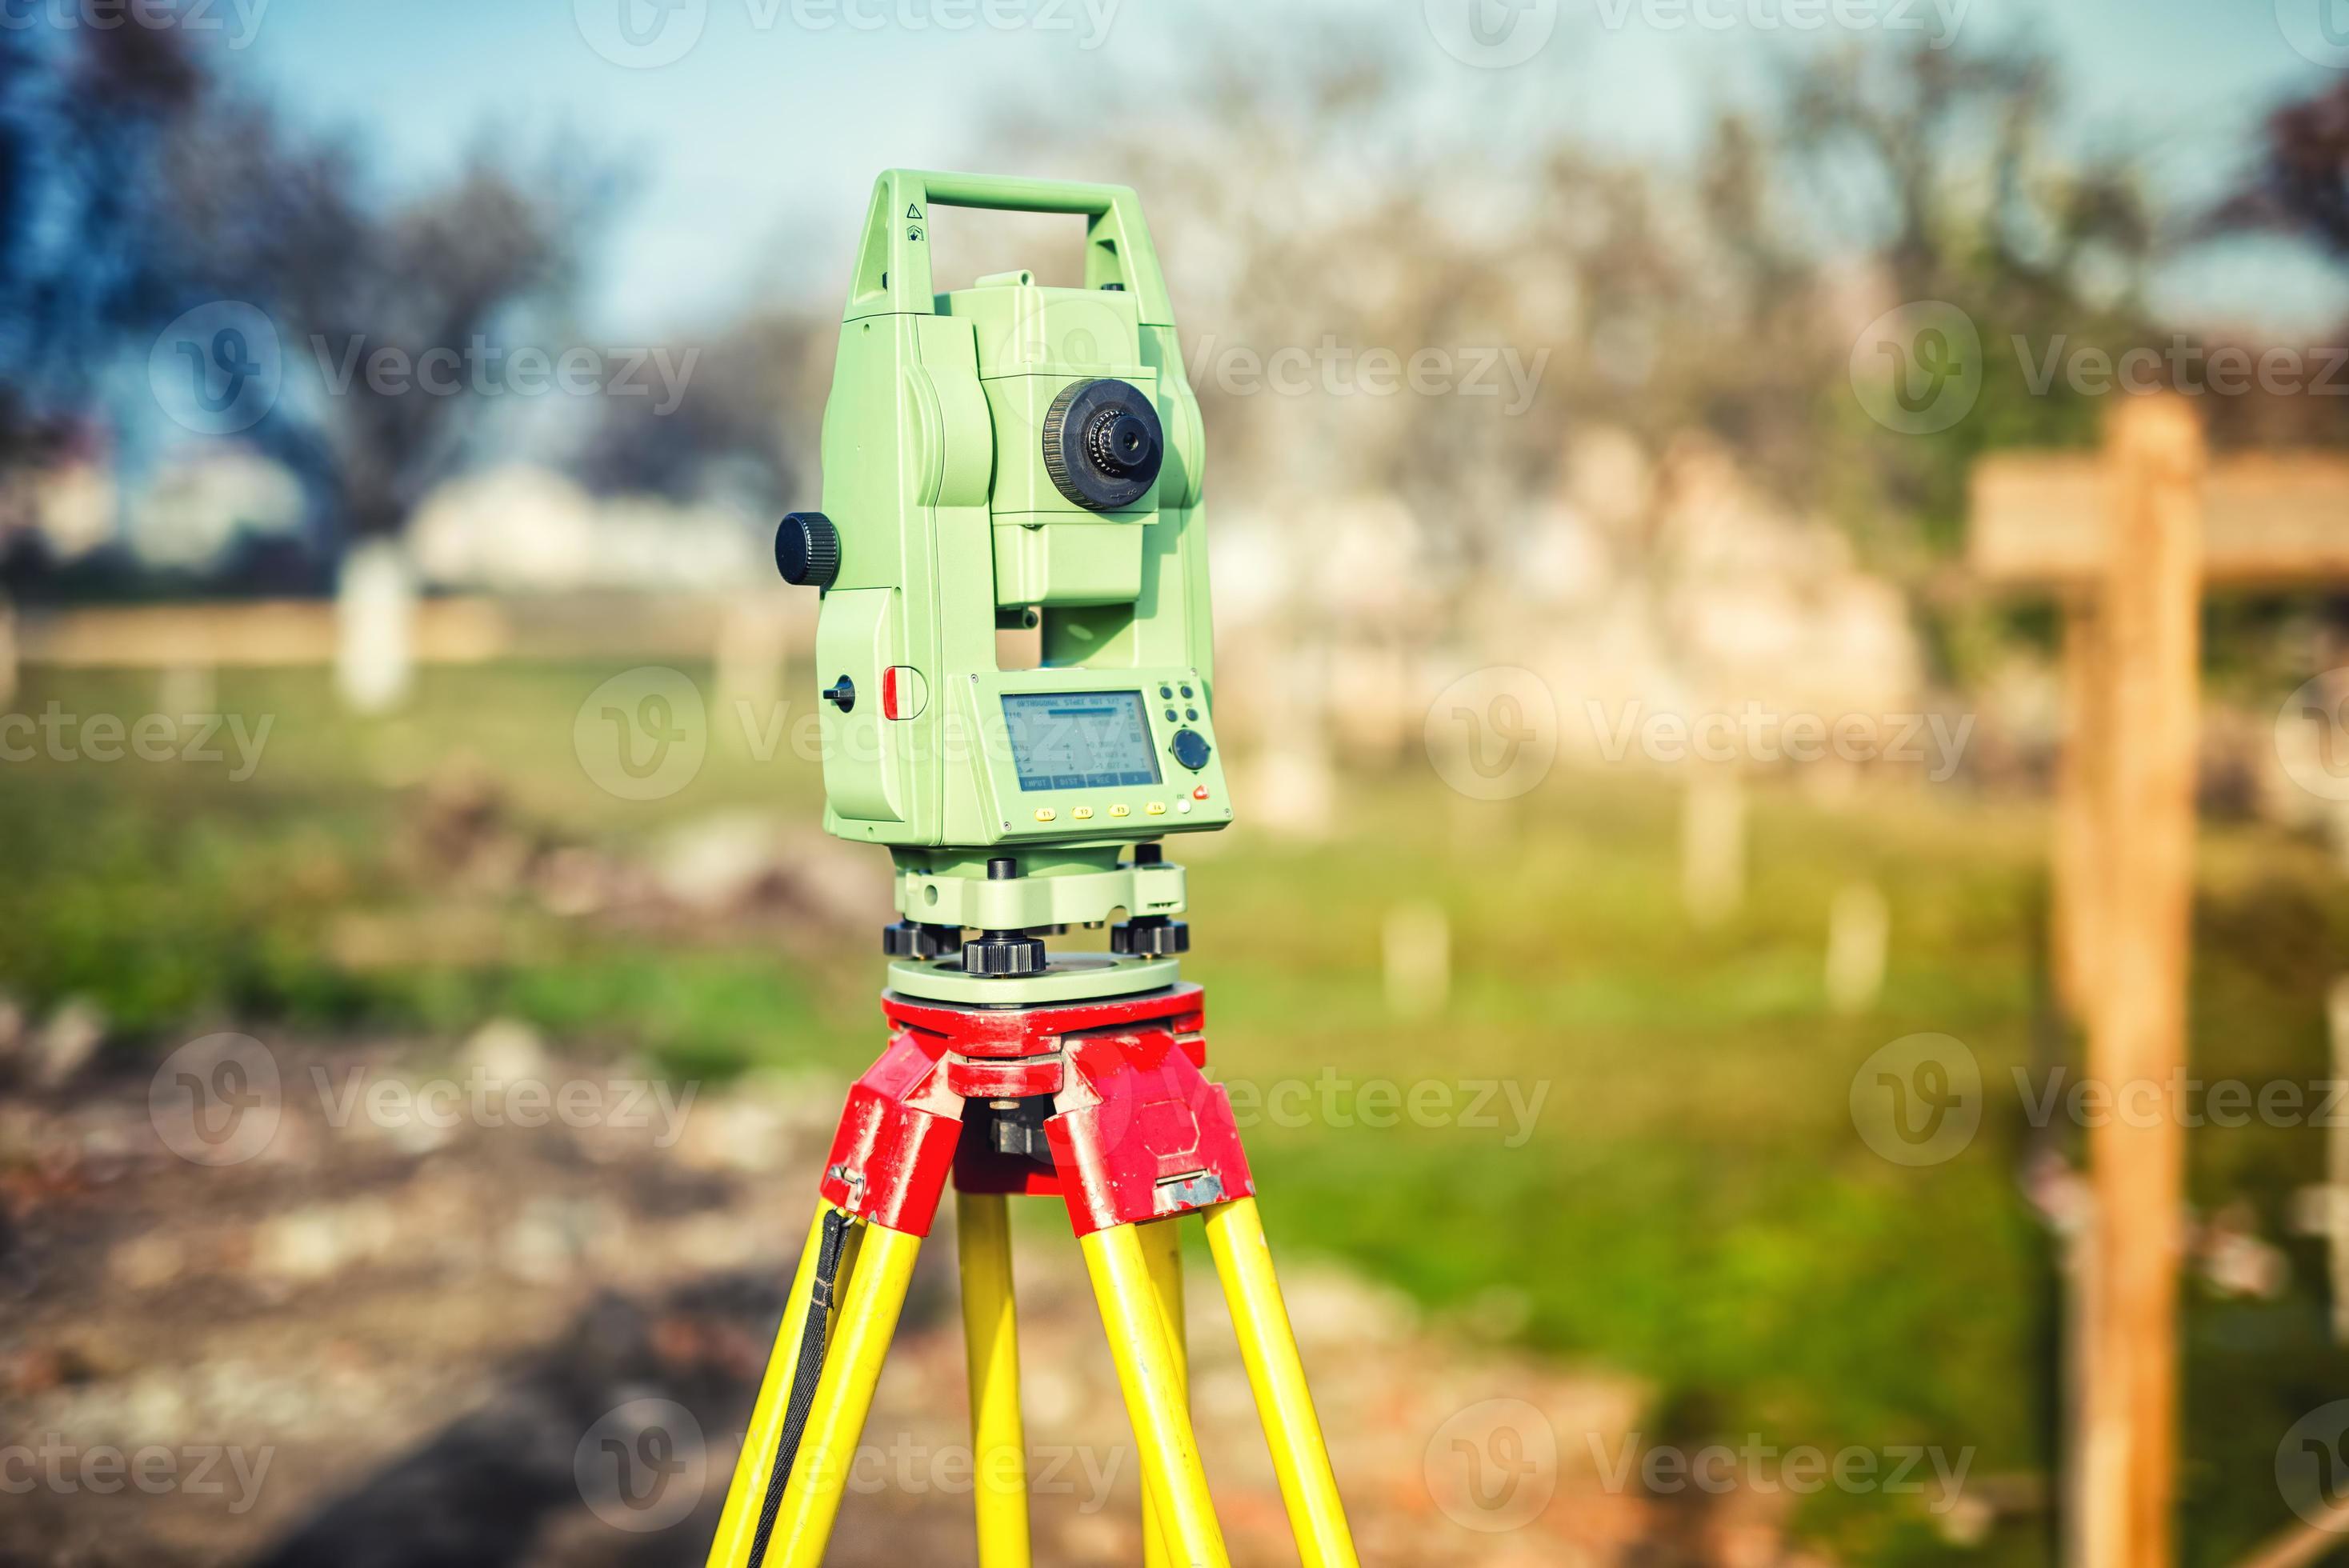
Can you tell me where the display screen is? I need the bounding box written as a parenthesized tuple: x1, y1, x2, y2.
(1002, 690, 1162, 791)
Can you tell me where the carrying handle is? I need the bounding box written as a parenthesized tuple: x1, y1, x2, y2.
(844, 168, 1173, 326)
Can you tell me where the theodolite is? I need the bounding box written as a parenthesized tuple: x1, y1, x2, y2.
(705, 170, 1359, 1568)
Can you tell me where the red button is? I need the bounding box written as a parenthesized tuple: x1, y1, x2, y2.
(881, 666, 901, 720)
(1192, 786, 1209, 800)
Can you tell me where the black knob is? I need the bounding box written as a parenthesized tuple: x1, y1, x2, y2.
(963, 930, 1047, 978)
(776, 511, 841, 589)
(1042, 378, 1164, 512)
(1170, 728, 1211, 771)
(883, 921, 961, 959)
(1110, 917, 1190, 957)
(823, 677, 855, 713)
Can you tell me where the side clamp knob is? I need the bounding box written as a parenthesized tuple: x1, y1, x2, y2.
(776, 511, 841, 589)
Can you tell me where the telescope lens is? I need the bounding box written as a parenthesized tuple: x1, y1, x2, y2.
(1100, 412, 1153, 471)
(1042, 378, 1164, 511)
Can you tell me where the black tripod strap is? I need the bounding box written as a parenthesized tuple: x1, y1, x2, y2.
(746, 1209, 854, 1568)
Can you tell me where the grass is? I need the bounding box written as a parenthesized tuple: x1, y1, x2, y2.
(3, 661, 2346, 1562)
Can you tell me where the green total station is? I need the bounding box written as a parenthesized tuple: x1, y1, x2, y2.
(774, 169, 1231, 1005)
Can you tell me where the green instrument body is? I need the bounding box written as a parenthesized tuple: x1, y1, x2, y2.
(800, 171, 1231, 993)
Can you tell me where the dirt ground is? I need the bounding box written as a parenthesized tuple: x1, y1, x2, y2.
(0, 1026, 1799, 1566)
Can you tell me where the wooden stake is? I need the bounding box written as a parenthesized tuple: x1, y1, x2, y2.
(1681, 769, 1746, 928)
(1383, 902, 1451, 1020)
(2083, 396, 2203, 1568)
(1824, 882, 1889, 1016)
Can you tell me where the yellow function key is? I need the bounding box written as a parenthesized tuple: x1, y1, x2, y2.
(1073, 806, 1095, 820)
(1033, 808, 1057, 822)
(1146, 802, 1168, 816)
(1109, 804, 1130, 818)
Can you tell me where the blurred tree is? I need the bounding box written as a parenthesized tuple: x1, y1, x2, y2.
(576, 310, 819, 522)
(0, 20, 201, 469)
(158, 102, 616, 543)
(998, 30, 2171, 689)
(2, 17, 614, 569)
(2213, 78, 2349, 262)
(1764, 43, 2159, 559)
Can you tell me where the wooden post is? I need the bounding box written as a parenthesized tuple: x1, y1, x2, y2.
(1972, 406, 2349, 1568)
(2083, 396, 2203, 1568)
(2052, 602, 2112, 1025)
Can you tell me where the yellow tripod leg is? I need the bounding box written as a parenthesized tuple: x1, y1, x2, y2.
(1080, 1223, 1229, 1568)
(767, 1219, 923, 1567)
(1138, 1217, 1187, 1568)
(705, 1206, 835, 1568)
(956, 1191, 1030, 1568)
(1203, 1198, 1361, 1568)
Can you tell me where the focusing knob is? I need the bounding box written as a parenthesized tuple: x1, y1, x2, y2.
(1042, 378, 1164, 512)
(1170, 728, 1211, 771)
(776, 512, 841, 589)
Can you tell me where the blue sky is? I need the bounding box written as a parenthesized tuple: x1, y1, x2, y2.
(222, 0, 2349, 338)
